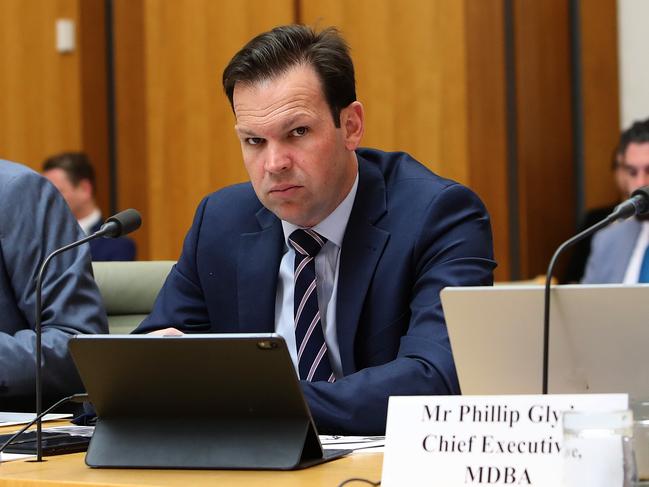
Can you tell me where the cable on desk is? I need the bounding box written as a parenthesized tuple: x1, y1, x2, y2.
(337, 477, 381, 486)
(0, 393, 88, 457)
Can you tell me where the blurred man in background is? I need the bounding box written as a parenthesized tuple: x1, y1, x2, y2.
(43, 152, 136, 261)
(583, 118, 649, 283)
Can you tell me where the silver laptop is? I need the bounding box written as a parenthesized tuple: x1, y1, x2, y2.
(441, 284, 649, 398)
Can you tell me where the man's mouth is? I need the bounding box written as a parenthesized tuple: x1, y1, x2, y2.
(270, 184, 300, 193)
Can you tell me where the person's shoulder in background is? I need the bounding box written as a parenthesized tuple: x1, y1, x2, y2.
(561, 203, 618, 283)
(89, 236, 136, 261)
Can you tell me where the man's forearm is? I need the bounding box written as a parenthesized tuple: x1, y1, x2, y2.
(0, 328, 85, 402)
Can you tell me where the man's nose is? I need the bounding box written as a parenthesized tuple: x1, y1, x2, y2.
(631, 171, 649, 191)
(264, 143, 290, 173)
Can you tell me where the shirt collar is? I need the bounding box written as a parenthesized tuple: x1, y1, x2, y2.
(281, 172, 359, 249)
(78, 208, 102, 235)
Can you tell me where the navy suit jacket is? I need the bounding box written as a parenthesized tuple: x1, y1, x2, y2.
(137, 149, 496, 434)
(88, 221, 136, 261)
(0, 160, 108, 411)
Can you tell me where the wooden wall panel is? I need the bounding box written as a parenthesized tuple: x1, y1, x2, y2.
(0, 0, 110, 216)
(79, 0, 110, 217)
(115, 0, 294, 260)
(580, 0, 620, 209)
(301, 0, 511, 279)
(0, 0, 82, 167)
(300, 0, 470, 184)
(0, 0, 619, 277)
(465, 0, 510, 280)
(114, 0, 150, 258)
(513, 0, 575, 278)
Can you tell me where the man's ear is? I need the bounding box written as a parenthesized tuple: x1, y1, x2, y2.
(78, 179, 94, 199)
(340, 101, 364, 151)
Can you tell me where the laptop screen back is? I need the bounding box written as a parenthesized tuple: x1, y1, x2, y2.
(441, 285, 649, 398)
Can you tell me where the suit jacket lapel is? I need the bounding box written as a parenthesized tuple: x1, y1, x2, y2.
(237, 207, 283, 333)
(615, 219, 643, 281)
(337, 158, 389, 374)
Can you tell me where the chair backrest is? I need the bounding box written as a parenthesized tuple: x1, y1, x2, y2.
(91, 260, 175, 334)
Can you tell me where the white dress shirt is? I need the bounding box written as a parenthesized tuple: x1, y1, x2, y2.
(274, 173, 359, 379)
(78, 208, 102, 236)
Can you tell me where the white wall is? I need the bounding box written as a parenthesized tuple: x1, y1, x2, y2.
(618, 0, 649, 129)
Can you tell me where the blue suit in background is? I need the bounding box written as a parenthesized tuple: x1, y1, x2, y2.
(582, 218, 642, 283)
(136, 148, 496, 434)
(0, 160, 108, 412)
(88, 221, 136, 261)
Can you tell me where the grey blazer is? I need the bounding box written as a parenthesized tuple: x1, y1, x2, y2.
(0, 160, 107, 411)
(581, 218, 642, 284)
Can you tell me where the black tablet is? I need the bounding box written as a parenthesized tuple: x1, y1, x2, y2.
(0, 430, 89, 455)
(69, 333, 349, 469)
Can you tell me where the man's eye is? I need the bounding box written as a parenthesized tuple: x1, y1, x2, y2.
(290, 127, 308, 137)
(246, 137, 264, 146)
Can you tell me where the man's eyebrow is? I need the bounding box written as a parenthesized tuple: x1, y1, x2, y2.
(622, 162, 649, 167)
(234, 126, 258, 137)
(279, 114, 311, 131)
(234, 113, 313, 136)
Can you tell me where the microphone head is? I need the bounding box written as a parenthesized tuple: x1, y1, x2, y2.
(100, 209, 142, 238)
(631, 186, 649, 215)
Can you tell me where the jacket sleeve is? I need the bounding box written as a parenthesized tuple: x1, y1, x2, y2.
(135, 196, 211, 333)
(0, 170, 108, 404)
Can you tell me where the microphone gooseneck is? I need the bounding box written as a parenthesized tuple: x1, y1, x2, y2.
(541, 186, 649, 394)
(33, 209, 141, 461)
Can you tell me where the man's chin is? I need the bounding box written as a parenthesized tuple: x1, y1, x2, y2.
(268, 205, 310, 227)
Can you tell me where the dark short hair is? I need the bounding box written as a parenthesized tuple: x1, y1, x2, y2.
(619, 118, 649, 159)
(222, 25, 356, 128)
(42, 152, 96, 190)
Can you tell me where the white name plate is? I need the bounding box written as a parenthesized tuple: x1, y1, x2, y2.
(381, 394, 628, 486)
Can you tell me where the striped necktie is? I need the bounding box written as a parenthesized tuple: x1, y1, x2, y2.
(288, 229, 335, 383)
(639, 246, 649, 283)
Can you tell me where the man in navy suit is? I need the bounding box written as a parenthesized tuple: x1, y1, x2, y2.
(43, 152, 136, 261)
(136, 25, 496, 434)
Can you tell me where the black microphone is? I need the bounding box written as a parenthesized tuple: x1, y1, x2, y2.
(95, 208, 142, 238)
(33, 209, 141, 461)
(611, 186, 649, 219)
(541, 187, 649, 394)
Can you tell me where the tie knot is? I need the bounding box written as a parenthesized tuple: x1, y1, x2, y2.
(289, 229, 327, 257)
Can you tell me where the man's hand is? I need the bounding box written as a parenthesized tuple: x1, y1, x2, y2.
(148, 327, 184, 336)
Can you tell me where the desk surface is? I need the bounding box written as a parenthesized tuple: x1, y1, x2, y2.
(7, 450, 649, 487)
(0, 420, 382, 487)
(1, 451, 382, 487)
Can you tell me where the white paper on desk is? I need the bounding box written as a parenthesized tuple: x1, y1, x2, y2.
(0, 412, 71, 427)
(320, 435, 385, 453)
(0, 452, 35, 463)
(44, 425, 94, 437)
